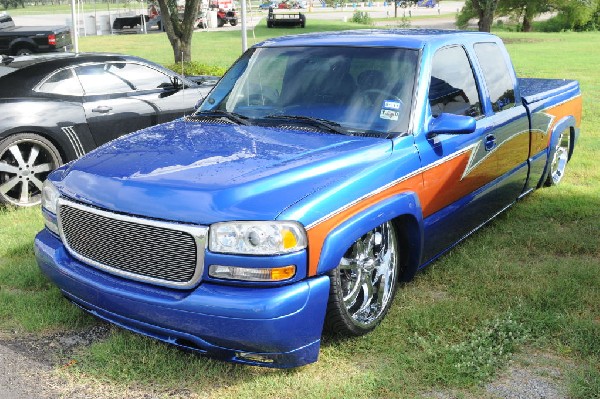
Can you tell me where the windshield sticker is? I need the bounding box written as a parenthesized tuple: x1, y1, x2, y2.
(380, 109, 399, 121)
(383, 100, 402, 110)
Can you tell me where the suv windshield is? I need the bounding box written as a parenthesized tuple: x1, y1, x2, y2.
(199, 46, 418, 136)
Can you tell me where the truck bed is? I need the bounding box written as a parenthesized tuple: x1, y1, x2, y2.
(0, 26, 69, 34)
(519, 78, 579, 104)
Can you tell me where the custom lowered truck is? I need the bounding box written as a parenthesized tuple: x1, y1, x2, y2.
(35, 30, 582, 368)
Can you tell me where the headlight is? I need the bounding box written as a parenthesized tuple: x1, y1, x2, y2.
(41, 180, 60, 235)
(209, 221, 307, 255)
(41, 180, 59, 214)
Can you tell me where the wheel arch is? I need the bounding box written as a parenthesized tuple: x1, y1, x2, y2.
(0, 127, 70, 164)
(9, 38, 36, 55)
(313, 191, 424, 281)
(537, 115, 576, 188)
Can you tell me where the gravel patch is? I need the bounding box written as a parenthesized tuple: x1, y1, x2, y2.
(485, 352, 569, 399)
(0, 342, 56, 399)
(0, 324, 207, 399)
(422, 351, 571, 399)
(0, 324, 111, 367)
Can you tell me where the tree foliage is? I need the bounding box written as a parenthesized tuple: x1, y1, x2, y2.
(156, 0, 200, 63)
(457, 0, 600, 32)
(1, 0, 24, 10)
(497, 0, 550, 31)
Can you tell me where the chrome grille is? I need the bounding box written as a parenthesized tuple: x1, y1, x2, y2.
(58, 200, 207, 289)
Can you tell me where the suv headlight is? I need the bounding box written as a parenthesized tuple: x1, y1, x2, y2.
(209, 221, 307, 255)
(41, 180, 60, 235)
(41, 180, 59, 215)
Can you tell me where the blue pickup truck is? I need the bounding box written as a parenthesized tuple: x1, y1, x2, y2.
(35, 30, 582, 368)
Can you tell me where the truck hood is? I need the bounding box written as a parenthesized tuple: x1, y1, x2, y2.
(57, 120, 392, 225)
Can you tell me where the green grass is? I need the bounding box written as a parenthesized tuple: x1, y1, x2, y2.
(0, 207, 94, 332)
(1, 27, 599, 398)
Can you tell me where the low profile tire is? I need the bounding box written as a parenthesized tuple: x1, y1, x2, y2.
(324, 221, 400, 336)
(0, 133, 63, 207)
(545, 129, 571, 186)
(15, 47, 33, 56)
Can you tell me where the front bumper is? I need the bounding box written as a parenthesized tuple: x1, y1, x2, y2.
(34, 229, 330, 368)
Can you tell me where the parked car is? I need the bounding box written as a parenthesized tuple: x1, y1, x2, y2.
(36, 30, 582, 368)
(0, 53, 217, 207)
(259, 1, 278, 9)
(112, 14, 149, 32)
(0, 13, 71, 56)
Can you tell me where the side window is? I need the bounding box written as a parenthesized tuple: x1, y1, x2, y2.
(429, 46, 482, 118)
(107, 62, 173, 91)
(37, 68, 84, 96)
(474, 42, 516, 112)
(75, 64, 133, 95)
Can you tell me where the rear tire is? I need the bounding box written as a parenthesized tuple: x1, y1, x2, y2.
(14, 47, 33, 56)
(230, 19, 238, 26)
(324, 221, 400, 336)
(545, 129, 571, 186)
(0, 133, 63, 207)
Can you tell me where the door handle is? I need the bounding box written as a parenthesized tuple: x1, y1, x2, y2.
(92, 106, 113, 114)
(484, 134, 496, 151)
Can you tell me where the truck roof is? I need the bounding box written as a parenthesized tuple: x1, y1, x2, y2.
(256, 29, 498, 50)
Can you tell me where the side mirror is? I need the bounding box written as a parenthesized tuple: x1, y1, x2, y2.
(427, 113, 476, 138)
(172, 76, 184, 90)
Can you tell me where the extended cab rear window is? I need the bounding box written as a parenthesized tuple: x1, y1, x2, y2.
(429, 45, 482, 118)
(474, 42, 516, 113)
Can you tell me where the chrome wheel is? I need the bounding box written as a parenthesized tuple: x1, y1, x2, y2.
(0, 134, 62, 207)
(325, 221, 400, 335)
(547, 129, 571, 186)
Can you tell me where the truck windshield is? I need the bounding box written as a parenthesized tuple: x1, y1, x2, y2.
(199, 46, 418, 136)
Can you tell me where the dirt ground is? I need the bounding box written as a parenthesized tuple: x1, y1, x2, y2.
(0, 324, 572, 399)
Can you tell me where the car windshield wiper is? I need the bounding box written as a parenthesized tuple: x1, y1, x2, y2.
(264, 114, 347, 135)
(194, 110, 251, 125)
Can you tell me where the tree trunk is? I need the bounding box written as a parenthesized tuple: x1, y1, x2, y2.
(522, 9, 533, 32)
(477, 11, 493, 32)
(471, 0, 499, 32)
(156, 0, 200, 63)
(172, 38, 192, 63)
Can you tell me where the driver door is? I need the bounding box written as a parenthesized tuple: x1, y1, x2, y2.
(416, 45, 501, 262)
(75, 63, 157, 146)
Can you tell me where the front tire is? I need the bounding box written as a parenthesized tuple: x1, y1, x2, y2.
(0, 133, 63, 207)
(545, 129, 571, 186)
(324, 221, 400, 336)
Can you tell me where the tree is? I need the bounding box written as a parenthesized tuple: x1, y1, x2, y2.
(498, 0, 550, 32)
(470, 0, 500, 32)
(156, 0, 201, 63)
(456, 0, 501, 32)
